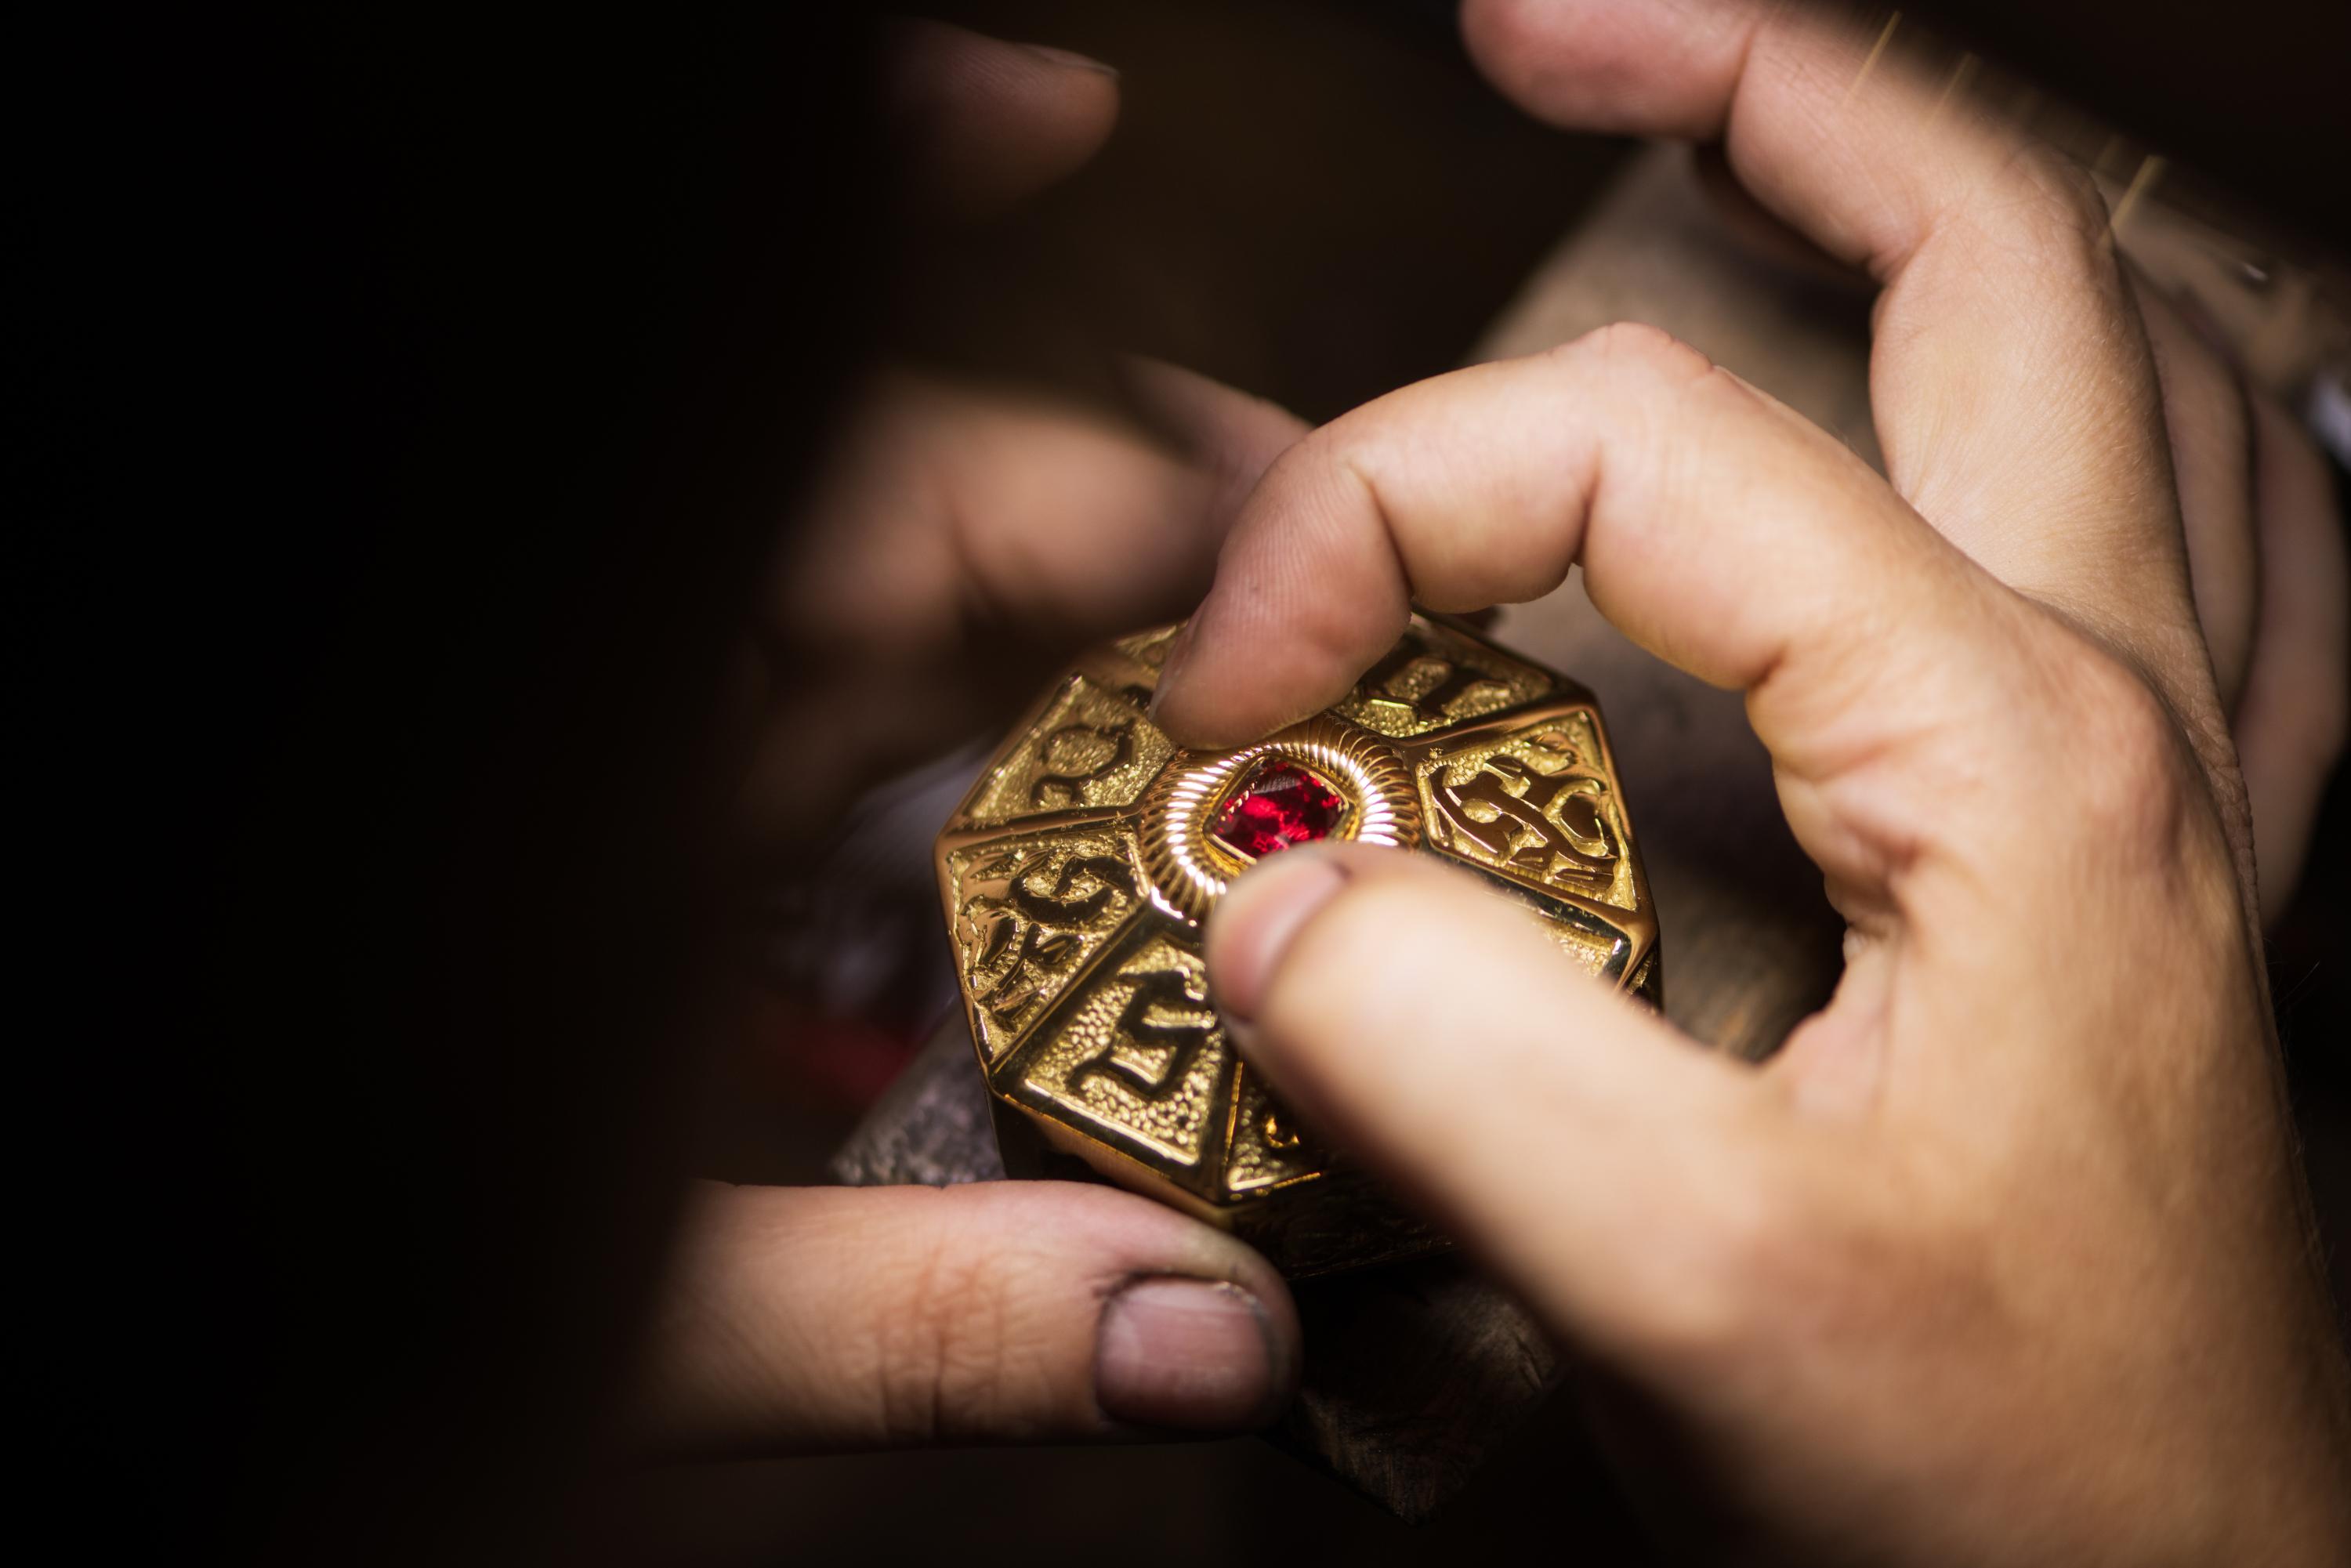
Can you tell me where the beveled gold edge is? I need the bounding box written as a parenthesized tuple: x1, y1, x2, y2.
(1022, 1110, 1237, 1224)
(935, 805, 1134, 854)
(940, 669, 1089, 831)
(1075, 638, 1170, 701)
(1003, 1053, 1329, 1213)
(1217, 1060, 1332, 1201)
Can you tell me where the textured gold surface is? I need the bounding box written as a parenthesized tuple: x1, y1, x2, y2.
(1330, 619, 1554, 739)
(936, 614, 1657, 1275)
(1418, 709, 1644, 917)
(956, 673, 1168, 827)
(1004, 926, 1230, 1180)
(942, 828, 1143, 1063)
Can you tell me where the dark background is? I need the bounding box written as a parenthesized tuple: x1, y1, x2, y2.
(22, 2, 2346, 1560)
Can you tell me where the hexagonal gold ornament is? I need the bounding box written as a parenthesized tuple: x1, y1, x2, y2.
(934, 614, 1659, 1275)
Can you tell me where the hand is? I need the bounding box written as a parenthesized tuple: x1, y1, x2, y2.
(1155, 1, 2351, 1558)
(644, 21, 1309, 1455)
(1450, 2, 2343, 932)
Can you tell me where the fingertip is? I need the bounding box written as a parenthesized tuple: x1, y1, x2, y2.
(1145, 603, 1320, 751)
(882, 19, 1121, 219)
(1204, 846, 1354, 1023)
(1462, 0, 1752, 139)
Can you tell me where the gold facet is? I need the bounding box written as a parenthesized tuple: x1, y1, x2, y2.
(935, 614, 1659, 1275)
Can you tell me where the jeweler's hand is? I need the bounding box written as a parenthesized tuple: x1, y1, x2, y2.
(645, 20, 1305, 1458)
(1156, 2, 2351, 1559)
(1156, 0, 2346, 927)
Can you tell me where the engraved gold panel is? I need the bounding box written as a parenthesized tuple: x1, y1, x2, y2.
(1418, 710, 1642, 914)
(1331, 619, 1556, 740)
(953, 673, 1170, 827)
(941, 828, 1144, 1064)
(1002, 926, 1230, 1184)
(937, 614, 1658, 1276)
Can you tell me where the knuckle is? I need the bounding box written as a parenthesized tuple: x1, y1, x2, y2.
(1459, 0, 1563, 100)
(1562, 320, 1717, 386)
(870, 1212, 1021, 1444)
(1985, 143, 2114, 269)
(2042, 642, 2195, 857)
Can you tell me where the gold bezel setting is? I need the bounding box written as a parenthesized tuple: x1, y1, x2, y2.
(1137, 714, 1421, 924)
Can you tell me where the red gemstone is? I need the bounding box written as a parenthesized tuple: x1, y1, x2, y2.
(1209, 759, 1345, 860)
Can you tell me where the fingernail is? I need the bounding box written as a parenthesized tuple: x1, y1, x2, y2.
(1206, 849, 1349, 1023)
(1096, 1278, 1287, 1431)
(1020, 42, 1120, 78)
(1145, 618, 1200, 725)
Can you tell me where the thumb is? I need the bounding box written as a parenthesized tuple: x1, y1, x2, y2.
(1205, 841, 1767, 1357)
(636, 1179, 1298, 1453)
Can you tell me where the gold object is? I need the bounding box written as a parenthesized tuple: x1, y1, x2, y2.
(934, 615, 1659, 1275)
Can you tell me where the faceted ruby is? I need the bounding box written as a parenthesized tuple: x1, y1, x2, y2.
(1209, 759, 1345, 860)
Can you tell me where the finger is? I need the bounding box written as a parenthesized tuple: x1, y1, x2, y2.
(2236, 392, 2350, 922)
(1205, 842, 1768, 1357)
(753, 368, 1289, 835)
(1121, 355, 1311, 523)
(1156, 328, 2012, 861)
(1153, 327, 2211, 965)
(1686, 143, 1857, 287)
(1461, 1, 2207, 716)
(638, 1180, 1297, 1453)
(882, 18, 1118, 220)
(781, 370, 1224, 656)
(2134, 277, 2259, 704)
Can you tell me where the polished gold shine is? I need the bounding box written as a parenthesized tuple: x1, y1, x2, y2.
(935, 614, 1660, 1275)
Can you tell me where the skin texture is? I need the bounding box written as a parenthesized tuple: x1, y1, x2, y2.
(654, 7, 2351, 1561)
(1141, 2, 2351, 1561)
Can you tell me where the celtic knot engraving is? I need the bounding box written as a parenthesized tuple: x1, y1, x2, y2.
(1428, 728, 1618, 894)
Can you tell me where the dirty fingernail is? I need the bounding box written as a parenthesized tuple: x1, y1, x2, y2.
(1096, 1277, 1288, 1431)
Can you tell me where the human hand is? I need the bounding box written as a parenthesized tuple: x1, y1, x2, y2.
(1451, 1, 2345, 934)
(643, 20, 1310, 1457)
(1154, 2, 2351, 1559)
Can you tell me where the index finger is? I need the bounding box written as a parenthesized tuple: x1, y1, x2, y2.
(1152, 327, 2030, 911)
(1462, 0, 2208, 720)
